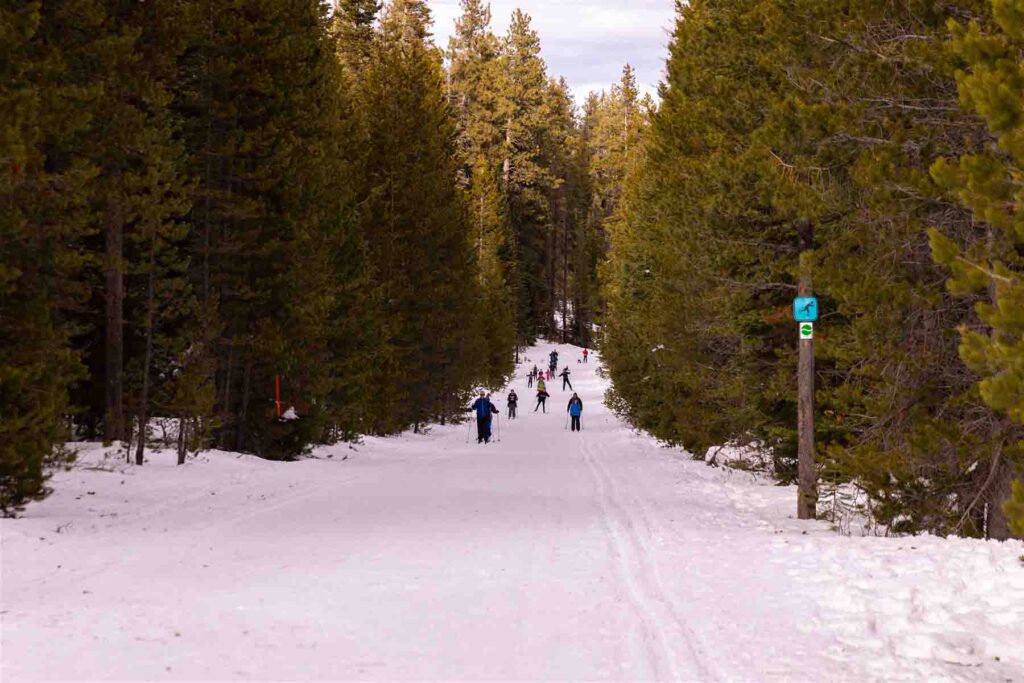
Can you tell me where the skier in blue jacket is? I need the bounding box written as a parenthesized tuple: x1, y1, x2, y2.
(567, 393, 583, 432)
(469, 391, 499, 444)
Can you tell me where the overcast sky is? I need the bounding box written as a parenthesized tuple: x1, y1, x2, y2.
(427, 0, 678, 105)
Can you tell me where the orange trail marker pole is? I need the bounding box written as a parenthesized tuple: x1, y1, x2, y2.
(275, 376, 281, 418)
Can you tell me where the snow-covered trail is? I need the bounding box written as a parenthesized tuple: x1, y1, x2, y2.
(3, 343, 1024, 682)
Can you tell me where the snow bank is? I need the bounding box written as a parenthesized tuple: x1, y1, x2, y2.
(703, 441, 775, 475)
(794, 535, 1024, 676)
(647, 441, 1024, 680)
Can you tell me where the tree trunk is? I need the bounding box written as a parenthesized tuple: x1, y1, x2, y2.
(988, 463, 1018, 539)
(221, 345, 233, 449)
(502, 124, 512, 188)
(562, 206, 569, 343)
(202, 59, 214, 307)
(104, 203, 125, 444)
(984, 223, 1017, 539)
(124, 411, 135, 464)
(478, 194, 485, 281)
(547, 203, 557, 337)
(177, 416, 187, 466)
(135, 226, 159, 466)
(235, 360, 251, 453)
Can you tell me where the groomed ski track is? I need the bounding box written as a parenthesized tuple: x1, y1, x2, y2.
(3, 344, 1023, 682)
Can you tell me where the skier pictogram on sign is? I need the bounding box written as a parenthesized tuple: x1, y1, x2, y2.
(793, 297, 819, 322)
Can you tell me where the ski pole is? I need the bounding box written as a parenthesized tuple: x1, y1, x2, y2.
(564, 414, 569, 430)
(466, 419, 471, 443)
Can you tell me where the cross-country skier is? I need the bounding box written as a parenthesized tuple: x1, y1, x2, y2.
(582, 348, 589, 364)
(537, 377, 546, 394)
(468, 391, 499, 444)
(527, 370, 534, 389)
(507, 390, 519, 419)
(534, 387, 550, 413)
(559, 367, 573, 391)
(567, 393, 583, 432)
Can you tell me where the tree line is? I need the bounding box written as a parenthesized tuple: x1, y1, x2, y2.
(601, 0, 1024, 539)
(1, 0, 635, 513)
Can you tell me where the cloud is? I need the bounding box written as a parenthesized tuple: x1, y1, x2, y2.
(427, 0, 677, 104)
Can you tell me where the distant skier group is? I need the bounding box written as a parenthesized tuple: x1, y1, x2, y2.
(468, 348, 590, 445)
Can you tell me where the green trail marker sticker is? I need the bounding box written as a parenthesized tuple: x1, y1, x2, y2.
(799, 322, 814, 341)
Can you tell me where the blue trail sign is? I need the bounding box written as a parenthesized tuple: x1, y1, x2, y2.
(793, 297, 819, 323)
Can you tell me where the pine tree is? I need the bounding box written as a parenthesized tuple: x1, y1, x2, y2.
(929, 0, 1024, 538)
(447, 0, 516, 384)
(599, 0, 1016, 536)
(90, 0, 196, 463)
(585, 64, 649, 346)
(55, 0, 192, 450)
(543, 77, 588, 343)
(446, 5, 595, 352)
(468, 155, 517, 387)
(334, 0, 380, 60)
(602, 0, 787, 458)
(329, 0, 400, 439)
(587, 65, 645, 237)
(174, 0, 359, 459)
(500, 10, 558, 340)
(1006, 480, 1024, 536)
(777, 0, 1000, 533)
(755, 0, 1005, 534)
(447, 0, 504, 167)
(354, 0, 481, 432)
(0, 1, 93, 512)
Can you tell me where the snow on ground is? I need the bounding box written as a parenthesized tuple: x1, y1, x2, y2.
(3, 343, 1023, 682)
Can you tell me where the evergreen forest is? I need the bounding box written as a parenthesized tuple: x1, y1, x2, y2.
(2, 0, 1022, 539)
(0, 0, 625, 511)
(601, 0, 1024, 539)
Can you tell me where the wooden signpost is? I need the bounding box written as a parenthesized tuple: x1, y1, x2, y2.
(795, 295, 818, 520)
